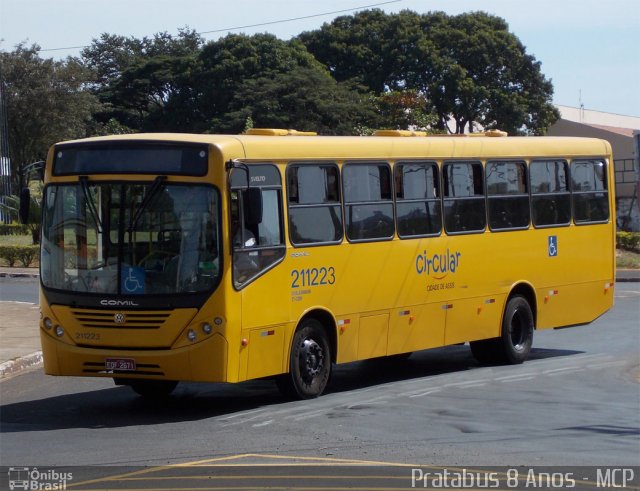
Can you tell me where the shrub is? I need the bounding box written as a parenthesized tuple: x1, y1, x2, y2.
(616, 232, 640, 253)
(0, 245, 40, 267)
(0, 223, 30, 236)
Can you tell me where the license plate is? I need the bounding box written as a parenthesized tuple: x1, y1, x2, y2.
(105, 358, 136, 371)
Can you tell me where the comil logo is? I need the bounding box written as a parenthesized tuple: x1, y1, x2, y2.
(7, 467, 73, 490)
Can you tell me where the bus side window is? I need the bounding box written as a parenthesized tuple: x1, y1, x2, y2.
(395, 162, 441, 238)
(571, 159, 609, 224)
(343, 163, 394, 241)
(230, 164, 286, 288)
(287, 164, 343, 245)
(486, 160, 530, 231)
(530, 160, 571, 227)
(442, 161, 486, 234)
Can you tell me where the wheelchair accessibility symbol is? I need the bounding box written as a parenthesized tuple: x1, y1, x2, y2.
(548, 235, 558, 257)
(122, 267, 145, 294)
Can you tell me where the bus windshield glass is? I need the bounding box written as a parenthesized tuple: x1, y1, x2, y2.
(41, 182, 220, 295)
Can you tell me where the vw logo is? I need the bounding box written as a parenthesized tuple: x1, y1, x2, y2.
(114, 313, 126, 324)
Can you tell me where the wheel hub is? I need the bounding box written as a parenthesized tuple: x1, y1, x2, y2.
(299, 338, 324, 380)
(510, 309, 526, 350)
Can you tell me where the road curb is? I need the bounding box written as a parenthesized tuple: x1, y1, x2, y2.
(0, 351, 43, 378)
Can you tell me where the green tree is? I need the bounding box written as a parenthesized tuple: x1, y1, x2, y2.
(300, 10, 558, 134)
(81, 28, 203, 132)
(0, 43, 99, 191)
(425, 12, 559, 134)
(374, 90, 438, 131)
(195, 34, 325, 132)
(81, 28, 202, 87)
(220, 66, 375, 134)
(104, 53, 201, 132)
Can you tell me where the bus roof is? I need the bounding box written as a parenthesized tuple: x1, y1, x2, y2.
(57, 132, 613, 161)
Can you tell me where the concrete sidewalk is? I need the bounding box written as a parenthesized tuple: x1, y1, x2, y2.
(0, 301, 42, 377)
(0, 266, 42, 377)
(0, 266, 638, 379)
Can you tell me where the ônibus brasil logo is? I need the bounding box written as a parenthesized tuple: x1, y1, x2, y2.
(7, 467, 73, 490)
(415, 248, 462, 280)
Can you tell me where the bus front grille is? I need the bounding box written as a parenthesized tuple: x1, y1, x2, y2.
(71, 309, 171, 329)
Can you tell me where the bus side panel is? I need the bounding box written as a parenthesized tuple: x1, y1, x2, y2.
(384, 236, 448, 355)
(432, 233, 508, 346)
(336, 315, 359, 363)
(387, 303, 446, 355)
(444, 294, 506, 345)
(536, 281, 613, 330)
(357, 313, 389, 359)
(532, 223, 614, 329)
(245, 325, 287, 380)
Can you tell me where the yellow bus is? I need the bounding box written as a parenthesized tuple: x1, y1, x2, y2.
(29, 129, 615, 399)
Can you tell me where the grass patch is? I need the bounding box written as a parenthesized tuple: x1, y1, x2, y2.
(0, 234, 33, 247)
(617, 248, 640, 269)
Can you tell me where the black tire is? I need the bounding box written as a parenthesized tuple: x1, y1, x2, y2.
(129, 380, 178, 398)
(500, 295, 534, 364)
(470, 295, 534, 365)
(277, 318, 331, 399)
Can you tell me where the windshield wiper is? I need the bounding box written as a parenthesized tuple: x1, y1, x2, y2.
(128, 176, 167, 232)
(79, 176, 103, 233)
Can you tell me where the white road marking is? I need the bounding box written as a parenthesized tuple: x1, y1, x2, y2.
(252, 420, 273, 428)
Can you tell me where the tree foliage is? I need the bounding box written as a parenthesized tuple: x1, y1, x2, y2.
(221, 66, 374, 135)
(195, 34, 328, 132)
(82, 28, 203, 132)
(299, 9, 559, 134)
(0, 43, 98, 190)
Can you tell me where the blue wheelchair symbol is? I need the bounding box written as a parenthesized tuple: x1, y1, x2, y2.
(548, 236, 558, 257)
(122, 267, 145, 294)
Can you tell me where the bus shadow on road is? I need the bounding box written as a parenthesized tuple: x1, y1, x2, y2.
(0, 345, 583, 432)
(326, 344, 585, 394)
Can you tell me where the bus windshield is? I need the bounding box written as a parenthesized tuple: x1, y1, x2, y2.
(41, 182, 220, 295)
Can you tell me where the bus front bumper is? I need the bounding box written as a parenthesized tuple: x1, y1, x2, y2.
(40, 330, 229, 383)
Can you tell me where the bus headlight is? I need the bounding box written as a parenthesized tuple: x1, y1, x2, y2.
(187, 329, 197, 342)
(44, 318, 53, 330)
(55, 326, 65, 337)
(202, 323, 212, 335)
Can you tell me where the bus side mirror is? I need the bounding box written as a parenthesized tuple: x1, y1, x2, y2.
(19, 188, 31, 224)
(244, 187, 263, 226)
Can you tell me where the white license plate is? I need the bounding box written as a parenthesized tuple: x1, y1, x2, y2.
(105, 358, 136, 371)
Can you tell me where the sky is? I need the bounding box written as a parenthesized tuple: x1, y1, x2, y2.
(1, 0, 639, 117)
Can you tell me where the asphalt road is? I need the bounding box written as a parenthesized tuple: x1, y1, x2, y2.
(0, 276, 39, 304)
(0, 284, 638, 490)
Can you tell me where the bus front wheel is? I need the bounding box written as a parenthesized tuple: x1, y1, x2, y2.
(277, 319, 332, 399)
(470, 295, 533, 365)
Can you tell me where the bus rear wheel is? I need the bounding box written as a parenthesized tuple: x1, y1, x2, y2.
(277, 319, 331, 399)
(470, 295, 534, 365)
